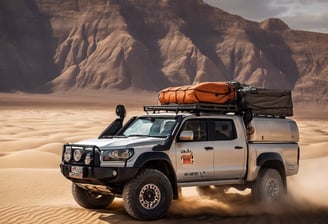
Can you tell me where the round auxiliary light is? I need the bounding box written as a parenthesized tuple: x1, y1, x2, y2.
(84, 153, 92, 165)
(64, 147, 71, 162)
(73, 149, 83, 162)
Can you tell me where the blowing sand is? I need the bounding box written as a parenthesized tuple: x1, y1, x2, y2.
(0, 91, 328, 224)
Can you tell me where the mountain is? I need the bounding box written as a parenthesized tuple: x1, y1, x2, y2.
(0, 0, 327, 102)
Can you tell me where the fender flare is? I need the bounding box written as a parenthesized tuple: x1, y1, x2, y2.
(256, 152, 284, 167)
(133, 152, 173, 168)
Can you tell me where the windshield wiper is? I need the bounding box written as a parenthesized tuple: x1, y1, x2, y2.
(149, 135, 167, 138)
(126, 134, 149, 137)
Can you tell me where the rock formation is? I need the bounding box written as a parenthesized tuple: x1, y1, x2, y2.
(0, 0, 327, 102)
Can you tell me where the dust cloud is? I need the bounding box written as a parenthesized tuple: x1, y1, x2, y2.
(168, 183, 328, 222)
(168, 157, 328, 221)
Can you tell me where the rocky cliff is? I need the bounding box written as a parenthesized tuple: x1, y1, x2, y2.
(0, 0, 327, 102)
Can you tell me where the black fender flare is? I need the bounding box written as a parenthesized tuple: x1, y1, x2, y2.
(133, 152, 172, 168)
(256, 152, 284, 167)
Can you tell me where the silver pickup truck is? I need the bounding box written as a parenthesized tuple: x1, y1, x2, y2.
(60, 104, 300, 220)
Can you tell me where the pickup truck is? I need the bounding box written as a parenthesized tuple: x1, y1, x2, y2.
(60, 104, 300, 220)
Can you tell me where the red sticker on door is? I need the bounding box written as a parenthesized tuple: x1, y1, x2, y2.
(181, 149, 193, 165)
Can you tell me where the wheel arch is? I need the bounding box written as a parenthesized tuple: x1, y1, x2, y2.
(256, 153, 287, 188)
(133, 152, 179, 199)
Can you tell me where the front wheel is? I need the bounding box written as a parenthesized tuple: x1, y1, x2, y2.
(252, 168, 285, 203)
(123, 169, 173, 220)
(72, 183, 115, 209)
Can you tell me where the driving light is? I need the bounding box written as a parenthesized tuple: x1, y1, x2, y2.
(73, 149, 83, 162)
(84, 153, 92, 165)
(64, 146, 72, 162)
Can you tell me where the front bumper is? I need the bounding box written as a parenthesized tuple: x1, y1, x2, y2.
(60, 163, 139, 185)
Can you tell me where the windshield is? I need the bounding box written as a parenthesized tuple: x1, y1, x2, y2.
(122, 117, 177, 138)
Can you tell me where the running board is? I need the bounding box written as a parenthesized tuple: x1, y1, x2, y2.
(177, 179, 245, 187)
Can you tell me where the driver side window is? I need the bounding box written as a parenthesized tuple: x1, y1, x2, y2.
(180, 119, 207, 142)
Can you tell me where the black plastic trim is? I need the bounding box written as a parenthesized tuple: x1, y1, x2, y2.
(256, 152, 283, 167)
(133, 152, 172, 168)
(60, 163, 139, 185)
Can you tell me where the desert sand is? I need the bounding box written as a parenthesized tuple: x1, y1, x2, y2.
(0, 91, 328, 224)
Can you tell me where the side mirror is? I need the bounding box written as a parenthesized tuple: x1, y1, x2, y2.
(179, 131, 194, 141)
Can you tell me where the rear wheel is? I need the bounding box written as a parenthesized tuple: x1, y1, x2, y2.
(123, 169, 173, 220)
(72, 183, 115, 209)
(253, 168, 285, 203)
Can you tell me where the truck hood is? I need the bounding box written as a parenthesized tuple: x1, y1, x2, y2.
(75, 136, 166, 149)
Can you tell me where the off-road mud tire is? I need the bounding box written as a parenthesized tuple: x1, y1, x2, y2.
(253, 168, 285, 203)
(123, 169, 173, 220)
(72, 183, 115, 209)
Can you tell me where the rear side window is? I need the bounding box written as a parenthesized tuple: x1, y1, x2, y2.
(208, 119, 236, 141)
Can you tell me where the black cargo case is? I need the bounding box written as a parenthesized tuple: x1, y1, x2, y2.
(237, 88, 293, 117)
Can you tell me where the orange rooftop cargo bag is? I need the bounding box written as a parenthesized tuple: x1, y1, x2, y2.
(158, 82, 236, 104)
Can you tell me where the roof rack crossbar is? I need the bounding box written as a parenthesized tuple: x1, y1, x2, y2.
(144, 103, 239, 114)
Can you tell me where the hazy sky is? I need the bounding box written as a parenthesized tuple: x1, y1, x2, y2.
(204, 0, 328, 34)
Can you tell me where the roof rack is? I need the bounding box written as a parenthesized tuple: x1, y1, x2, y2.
(144, 103, 239, 115)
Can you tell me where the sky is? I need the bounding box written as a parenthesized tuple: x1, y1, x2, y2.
(204, 0, 328, 34)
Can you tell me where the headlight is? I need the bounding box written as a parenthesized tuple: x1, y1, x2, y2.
(103, 148, 134, 161)
(73, 149, 83, 162)
(64, 146, 72, 162)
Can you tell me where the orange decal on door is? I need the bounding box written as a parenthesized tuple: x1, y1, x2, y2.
(181, 149, 193, 165)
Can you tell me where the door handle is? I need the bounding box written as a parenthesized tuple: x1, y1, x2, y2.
(204, 146, 214, 150)
(234, 146, 243, 150)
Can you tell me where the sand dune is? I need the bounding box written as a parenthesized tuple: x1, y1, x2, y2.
(0, 93, 328, 223)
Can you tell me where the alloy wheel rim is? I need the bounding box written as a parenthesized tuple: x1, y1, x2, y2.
(139, 184, 161, 209)
(265, 177, 280, 200)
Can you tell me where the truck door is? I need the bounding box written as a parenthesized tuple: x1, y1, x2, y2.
(175, 119, 214, 182)
(208, 119, 247, 179)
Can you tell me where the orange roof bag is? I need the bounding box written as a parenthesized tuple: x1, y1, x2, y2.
(159, 82, 236, 104)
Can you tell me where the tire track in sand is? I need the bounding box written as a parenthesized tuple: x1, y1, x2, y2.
(0, 205, 114, 224)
